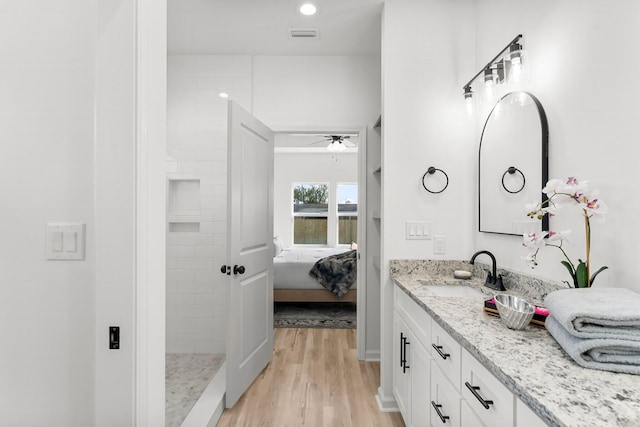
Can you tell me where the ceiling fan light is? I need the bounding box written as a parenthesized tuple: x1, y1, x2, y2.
(299, 3, 317, 16)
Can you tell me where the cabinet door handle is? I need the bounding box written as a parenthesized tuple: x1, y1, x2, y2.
(431, 401, 450, 423)
(465, 381, 494, 409)
(399, 333, 404, 368)
(432, 343, 450, 360)
(402, 336, 410, 373)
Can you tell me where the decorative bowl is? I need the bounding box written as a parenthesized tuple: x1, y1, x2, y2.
(494, 294, 534, 330)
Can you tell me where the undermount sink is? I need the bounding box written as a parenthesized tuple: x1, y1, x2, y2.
(419, 283, 486, 298)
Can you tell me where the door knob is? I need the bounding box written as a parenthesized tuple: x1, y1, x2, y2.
(220, 265, 231, 275)
(233, 265, 245, 275)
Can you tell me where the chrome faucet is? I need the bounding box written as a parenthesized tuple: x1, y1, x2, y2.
(469, 250, 505, 291)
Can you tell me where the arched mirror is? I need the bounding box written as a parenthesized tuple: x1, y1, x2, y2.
(479, 92, 549, 235)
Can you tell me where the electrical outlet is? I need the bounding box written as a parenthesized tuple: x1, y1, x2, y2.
(434, 235, 446, 254)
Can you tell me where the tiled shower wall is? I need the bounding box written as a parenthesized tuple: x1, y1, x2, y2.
(166, 55, 253, 353)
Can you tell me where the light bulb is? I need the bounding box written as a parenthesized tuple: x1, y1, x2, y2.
(463, 86, 474, 117)
(299, 3, 317, 16)
(506, 43, 529, 86)
(335, 142, 347, 152)
(327, 142, 336, 152)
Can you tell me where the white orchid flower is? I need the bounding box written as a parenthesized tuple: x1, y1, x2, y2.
(547, 229, 570, 242)
(522, 231, 548, 249)
(523, 252, 538, 269)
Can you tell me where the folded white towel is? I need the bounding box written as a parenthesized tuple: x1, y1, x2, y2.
(544, 287, 640, 341)
(546, 315, 640, 375)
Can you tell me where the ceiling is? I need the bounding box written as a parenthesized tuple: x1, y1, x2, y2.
(168, 0, 383, 55)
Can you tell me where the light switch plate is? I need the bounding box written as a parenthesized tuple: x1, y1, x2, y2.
(405, 221, 432, 240)
(46, 223, 85, 260)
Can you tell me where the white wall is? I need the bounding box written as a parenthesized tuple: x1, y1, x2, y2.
(274, 152, 358, 248)
(380, 0, 640, 410)
(379, 0, 476, 407)
(253, 56, 381, 130)
(0, 2, 97, 425)
(0, 1, 166, 424)
(167, 54, 379, 352)
(166, 55, 253, 353)
(474, 0, 640, 292)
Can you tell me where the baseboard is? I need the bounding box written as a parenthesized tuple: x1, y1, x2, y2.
(180, 362, 226, 427)
(364, 349, 380, 361)
(376, 387, 399, 412)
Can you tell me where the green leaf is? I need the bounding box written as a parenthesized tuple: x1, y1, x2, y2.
(575, 262, 588, 288)
(590, 266, 609, 286)
(560, 261, 578, 288)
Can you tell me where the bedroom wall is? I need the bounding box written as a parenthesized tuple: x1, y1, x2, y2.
(273, 151, 359, 248)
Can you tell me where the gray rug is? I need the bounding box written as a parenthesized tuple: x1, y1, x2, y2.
(274, 302, 356, 329)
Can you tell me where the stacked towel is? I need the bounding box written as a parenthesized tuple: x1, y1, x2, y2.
(544, 288, 640, 375)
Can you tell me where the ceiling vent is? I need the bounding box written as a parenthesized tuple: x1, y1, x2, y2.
(289, 28, 319, 39)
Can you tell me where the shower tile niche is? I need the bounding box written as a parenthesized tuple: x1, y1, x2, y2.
(168, 177, 201, 218)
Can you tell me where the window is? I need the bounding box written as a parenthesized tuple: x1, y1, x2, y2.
(292, 183, 329, 244)
(337, 184, 358, 244)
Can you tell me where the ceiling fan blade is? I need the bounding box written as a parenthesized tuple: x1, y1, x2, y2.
(309, 138, 331, 145)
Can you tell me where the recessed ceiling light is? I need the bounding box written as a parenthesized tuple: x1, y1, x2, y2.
(298, 3, 317, 16)
(219, 92, 229, 98)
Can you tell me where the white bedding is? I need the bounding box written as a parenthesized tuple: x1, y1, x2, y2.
(273, 248, 356, 290)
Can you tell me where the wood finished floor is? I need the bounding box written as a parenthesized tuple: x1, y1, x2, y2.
(217, 328, 405, 427)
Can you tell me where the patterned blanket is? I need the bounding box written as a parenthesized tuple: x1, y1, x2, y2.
(308, 250, 357, 298)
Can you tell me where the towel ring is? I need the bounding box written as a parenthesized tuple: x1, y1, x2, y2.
(422, 167, 449, 194)
(501, 166, 526, 194)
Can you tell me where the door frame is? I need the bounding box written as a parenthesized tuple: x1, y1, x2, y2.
(133, 0, 167, 424)
(272, 125, 368, 359)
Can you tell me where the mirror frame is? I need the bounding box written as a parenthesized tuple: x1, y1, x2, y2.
(478, 91, 549, 235)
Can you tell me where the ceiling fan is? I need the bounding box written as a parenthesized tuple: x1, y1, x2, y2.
(310, 135, 357, 152)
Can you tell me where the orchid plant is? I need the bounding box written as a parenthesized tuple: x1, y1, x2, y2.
(522, 177, 608, 288)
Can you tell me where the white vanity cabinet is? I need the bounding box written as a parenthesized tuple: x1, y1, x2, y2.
(393, 287, 433, 427)
(394, 285, 548, 427)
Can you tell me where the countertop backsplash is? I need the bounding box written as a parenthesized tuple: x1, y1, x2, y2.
(389, 259, 566, 306)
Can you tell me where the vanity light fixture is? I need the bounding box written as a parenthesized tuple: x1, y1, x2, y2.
(462, 34, 528, 112)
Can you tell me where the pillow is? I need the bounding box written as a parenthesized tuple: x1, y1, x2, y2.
(273, 236, 284, 257)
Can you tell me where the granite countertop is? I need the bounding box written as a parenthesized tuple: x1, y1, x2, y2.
(390, 260, 640, 427)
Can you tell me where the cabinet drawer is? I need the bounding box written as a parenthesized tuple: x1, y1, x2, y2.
(395, 287, 431, 347)
(431, 320, 461, 391)
(431, 362, 461, 427)
(461, 348, 514, 427)
(461, 399, 486, 427)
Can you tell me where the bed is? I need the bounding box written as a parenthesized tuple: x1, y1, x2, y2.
(273, 247, 357, 303)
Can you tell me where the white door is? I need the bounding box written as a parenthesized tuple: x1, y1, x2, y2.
(225, 101, 275, 408)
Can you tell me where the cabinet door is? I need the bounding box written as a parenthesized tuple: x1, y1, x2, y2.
(393, 311, 411, 423)
(410, 339, 431, 427)
(461, 399, 486, 427)
(516, 398, 547, 427)
(430, 362, 461, 427)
